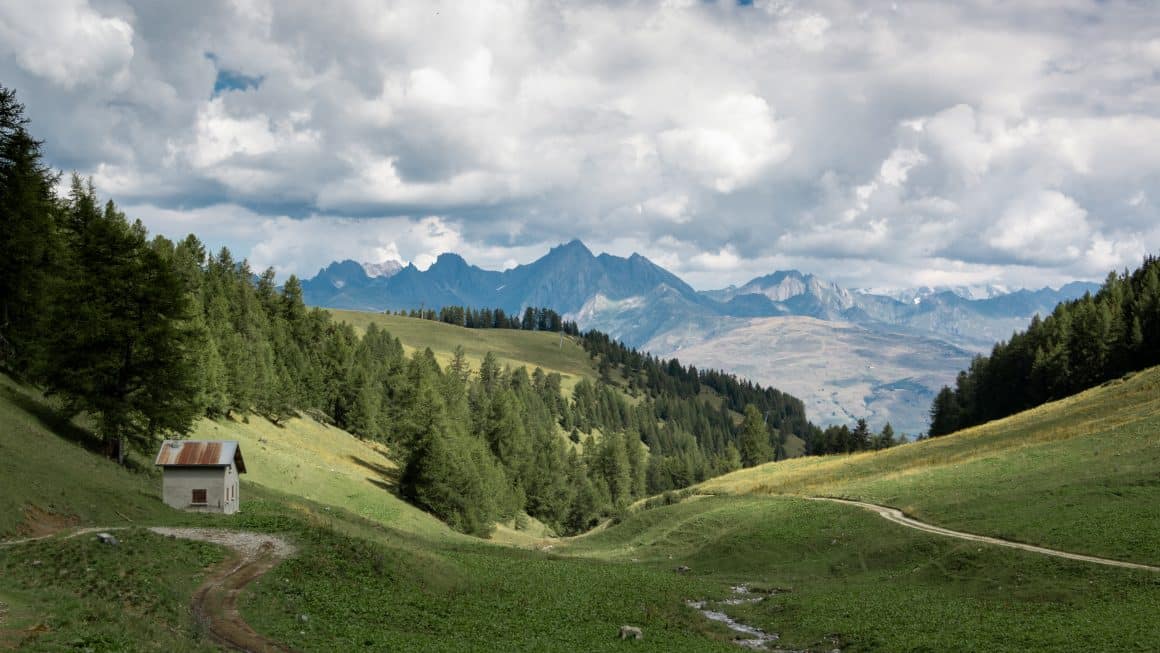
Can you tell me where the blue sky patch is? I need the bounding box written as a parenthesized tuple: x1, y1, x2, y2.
(206, 52, 263, 96)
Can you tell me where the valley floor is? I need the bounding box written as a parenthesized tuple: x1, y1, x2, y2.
(2, 367, 1159, 651)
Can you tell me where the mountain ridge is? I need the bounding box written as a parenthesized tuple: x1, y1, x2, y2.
(302, 242, 1098, 334)
(300, 240, 1099, 433)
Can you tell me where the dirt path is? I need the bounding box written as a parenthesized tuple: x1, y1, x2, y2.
(807, 497, 1159, 573)
(148, 528, 297, 652)
(1, 527, 297, 651)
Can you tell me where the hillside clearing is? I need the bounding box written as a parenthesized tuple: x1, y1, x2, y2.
(187, 412, 462, 541)
(328, 310, 597, 394)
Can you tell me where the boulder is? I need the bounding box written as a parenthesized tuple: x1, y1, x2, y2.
(619, 625, 643, 640)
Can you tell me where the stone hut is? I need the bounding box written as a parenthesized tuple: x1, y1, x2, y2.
(154, 440, 246, 514)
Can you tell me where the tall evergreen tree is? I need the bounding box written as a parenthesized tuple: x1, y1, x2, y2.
(738, 405, 773, 467)
(40, 179, 201, 462)
(0, 86, 59, 374)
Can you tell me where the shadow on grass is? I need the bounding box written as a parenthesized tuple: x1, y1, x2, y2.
(348, 455, 402, 493)
(1, 380, 101, 451)
(0, 377, 152, 473)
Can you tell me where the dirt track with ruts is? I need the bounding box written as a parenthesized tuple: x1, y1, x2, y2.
(1, 526, 298, 651)
(148, 528, 297, 652)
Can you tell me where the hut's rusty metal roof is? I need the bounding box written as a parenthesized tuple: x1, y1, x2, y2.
(154, 440, 246, 473)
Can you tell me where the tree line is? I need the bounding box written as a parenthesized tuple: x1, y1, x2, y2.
(929, 258, 1160, 437)
(803, 419, 899, 455)
(397, 305, 581, 335)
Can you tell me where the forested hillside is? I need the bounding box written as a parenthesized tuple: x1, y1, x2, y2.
(0, 85, 842, 537)
(929, 258, 1160, 436)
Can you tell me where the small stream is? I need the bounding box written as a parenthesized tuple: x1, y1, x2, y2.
(685, 585, 784, 650)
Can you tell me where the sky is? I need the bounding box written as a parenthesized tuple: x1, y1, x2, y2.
(2, 0, 1159, 291)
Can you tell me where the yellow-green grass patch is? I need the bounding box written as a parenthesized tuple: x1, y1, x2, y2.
(327, 310, 597, 395)
(188, 413, 462, 541)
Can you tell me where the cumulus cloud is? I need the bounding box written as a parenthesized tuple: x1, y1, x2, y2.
(657, 93, 790, 193)
(986, 191, 1090, 266)
(0, 0, 134, 88)
(3, 0, 1159, 291)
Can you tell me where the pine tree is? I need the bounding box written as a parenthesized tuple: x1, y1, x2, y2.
(876, 422, 895, 450)
(0, 86, 59, 374)
(928, 386, 960, 437)
(40, 180, 200, 462)
(738, 405, 773, 467)
(851, 418, 871, 451)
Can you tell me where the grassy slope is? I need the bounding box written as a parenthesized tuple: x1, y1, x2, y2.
(699, 365, 1160, 565)
(0, 374, 178, 537)
(186, 412, 460, 541)
(0, 374, 239, 650)
(329, 310, 597, 395)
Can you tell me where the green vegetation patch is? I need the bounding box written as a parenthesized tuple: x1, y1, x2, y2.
(239, 520, 737, 652)
(188, 413, 461, 541)
(0, 530, 224, 652)
(567, 495, 1160, 652)
(0, 375, 180, 538)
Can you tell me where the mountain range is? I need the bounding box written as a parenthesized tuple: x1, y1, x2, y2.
(301, 240, 1098, 434)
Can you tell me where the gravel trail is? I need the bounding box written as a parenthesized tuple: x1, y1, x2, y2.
(808, 497, 1159, 572)
(149, 528, 297, 652)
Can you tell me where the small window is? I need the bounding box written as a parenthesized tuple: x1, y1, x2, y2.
(192, 489, 207, 504)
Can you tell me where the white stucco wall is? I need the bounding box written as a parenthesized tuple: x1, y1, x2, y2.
(161, 464, 240, 514)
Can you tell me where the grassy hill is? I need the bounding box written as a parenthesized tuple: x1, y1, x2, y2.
(699, 365, 1160, 564)
(326, 310, 808, 456)
(187, 412, 458, 541)
(329, 310, 598, 394)
(3, 363, 1159, 651)
(185, 410, 554, 546)
(0, 374, 179, 537)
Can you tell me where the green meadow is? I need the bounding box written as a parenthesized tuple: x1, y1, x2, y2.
(328, 310, 599, 394)
(2, 365, 1159, 651)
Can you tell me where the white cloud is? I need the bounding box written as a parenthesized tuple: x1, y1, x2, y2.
(0, 0, 134, 88)
(878, 148, 927, 186)
(657, 94, 790, 193)
(689, 246, 743, 271)
(986, 191, 1090, 265)
(4, 0, 1159, 291)
(842, 147, 927, 221)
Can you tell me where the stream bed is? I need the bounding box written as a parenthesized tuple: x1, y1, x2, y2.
(685, 585, 783, 650)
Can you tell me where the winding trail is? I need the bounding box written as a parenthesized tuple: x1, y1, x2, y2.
(149, 528, 297, 653)
(1, 527, 298, 651)
(807, 497, 1159, 573)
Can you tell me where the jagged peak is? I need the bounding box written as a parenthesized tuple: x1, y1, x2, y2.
(317, 259, 366, 275)
(549, 239, 594, 257)
(433, 251, 467, 265)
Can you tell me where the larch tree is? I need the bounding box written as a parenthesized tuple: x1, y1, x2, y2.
(40, 178, 201, 463)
